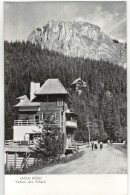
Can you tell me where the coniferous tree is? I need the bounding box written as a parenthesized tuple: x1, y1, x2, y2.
(4, 41, 127, 142)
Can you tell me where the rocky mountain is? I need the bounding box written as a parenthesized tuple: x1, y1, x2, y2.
(27, 20, 127, 67)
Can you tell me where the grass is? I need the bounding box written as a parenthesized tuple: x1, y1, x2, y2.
(5, 150, 85, 174)
(112, 144, 127, 157)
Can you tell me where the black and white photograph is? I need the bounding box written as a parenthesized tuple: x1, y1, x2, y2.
(4, 1, 127, 191)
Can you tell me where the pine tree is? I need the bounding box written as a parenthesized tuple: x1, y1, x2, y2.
(4, 41, 127, 141)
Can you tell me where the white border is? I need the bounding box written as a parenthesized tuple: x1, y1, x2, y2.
(1, 1, 129, 195)
(5, 175, 127, 195)
(0, 0, 4, 195)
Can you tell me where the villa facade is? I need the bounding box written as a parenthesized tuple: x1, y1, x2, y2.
(13, 79, 78, 150)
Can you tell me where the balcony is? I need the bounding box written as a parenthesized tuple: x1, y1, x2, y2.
(66, 120, 77, 128)
(14, 120, 43, 126)
(14, 120, 59, 126)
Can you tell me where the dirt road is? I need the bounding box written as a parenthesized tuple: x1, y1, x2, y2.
(30, 144, 127, 174)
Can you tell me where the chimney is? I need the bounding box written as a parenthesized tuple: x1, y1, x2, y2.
(30, 82, 40, 101)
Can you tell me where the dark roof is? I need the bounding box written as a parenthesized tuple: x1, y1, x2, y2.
(35, 79, 69, 95)
(14, 96, 40, 107)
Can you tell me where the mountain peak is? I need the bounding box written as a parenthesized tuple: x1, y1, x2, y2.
(27, 20, 126, 67)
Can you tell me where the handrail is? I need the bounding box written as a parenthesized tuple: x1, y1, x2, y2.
(5, 140, 19, 146)
(14, 120, 59, 126)
(66, 120, 77, 128)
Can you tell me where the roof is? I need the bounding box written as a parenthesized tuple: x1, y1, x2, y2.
(35, 79, 69, 95)
(14, 96, 40, 107)
(65, 109, 78, 117)
(71, 78, 86, 86)
(17, 95, 28, 100)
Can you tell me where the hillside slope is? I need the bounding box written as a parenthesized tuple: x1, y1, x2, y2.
(28, 20, 126, 67)
(5, 41, 127, 141)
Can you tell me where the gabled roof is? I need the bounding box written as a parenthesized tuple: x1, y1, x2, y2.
(71, 78, 86, 86)
(14, 96, 40, 107)
(35, 79, 69, 95)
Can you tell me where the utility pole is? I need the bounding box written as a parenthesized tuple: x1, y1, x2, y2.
(86, 121, 92, 146)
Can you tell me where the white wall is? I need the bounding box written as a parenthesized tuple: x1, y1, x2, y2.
(13, 125, 42, 141)
(30, 82, 40, 101)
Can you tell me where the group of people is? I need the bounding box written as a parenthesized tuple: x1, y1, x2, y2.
(91, 140, 103, 151)
(91, 139, 113, 151)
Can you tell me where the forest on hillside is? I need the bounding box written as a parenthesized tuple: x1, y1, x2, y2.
(4, 41, 127, 142)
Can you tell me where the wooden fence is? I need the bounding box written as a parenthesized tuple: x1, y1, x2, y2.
(5, 153, 35, 170)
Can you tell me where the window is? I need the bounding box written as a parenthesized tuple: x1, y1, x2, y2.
(61, 111, 63, 121)
(42, 113, 56, 123)
(42, 113, 46, 120)
(57, 98, 63, 106)
(34, 115, 40, 124)
(34, 115, 40, 121)
(60, 111, 64, 131)
(50, 113, 56, 122)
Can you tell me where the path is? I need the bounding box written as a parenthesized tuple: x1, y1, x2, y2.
(30, 144, 127, 174)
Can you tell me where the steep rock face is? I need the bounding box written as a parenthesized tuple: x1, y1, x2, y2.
(27, 20, 127, 67)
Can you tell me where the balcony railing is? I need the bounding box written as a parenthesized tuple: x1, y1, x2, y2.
(5, 139, 19, 146)
(14, 120, 59, 126)
(66, 120, 77, 128)
(14, 120, 43, 126)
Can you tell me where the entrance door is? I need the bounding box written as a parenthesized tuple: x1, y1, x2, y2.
(24, 134, 29, 144)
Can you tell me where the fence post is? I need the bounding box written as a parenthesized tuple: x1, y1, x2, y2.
(6, 152, 8, 167)
(14, 153, 17, 170)
(76, 143, 78, 151)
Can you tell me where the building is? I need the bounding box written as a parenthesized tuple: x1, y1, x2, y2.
(13, 79, 78, 151)
(71, 78, 86, 94)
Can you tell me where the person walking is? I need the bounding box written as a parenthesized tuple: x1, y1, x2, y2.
(100, 141, 103, 150)
(94, 140, 98, 149)
(91, 141, 94, 150)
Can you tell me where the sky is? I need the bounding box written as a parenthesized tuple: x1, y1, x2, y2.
(4, 1, 127, 42)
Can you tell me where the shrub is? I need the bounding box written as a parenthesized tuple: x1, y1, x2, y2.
(31, 115, 65, 163)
